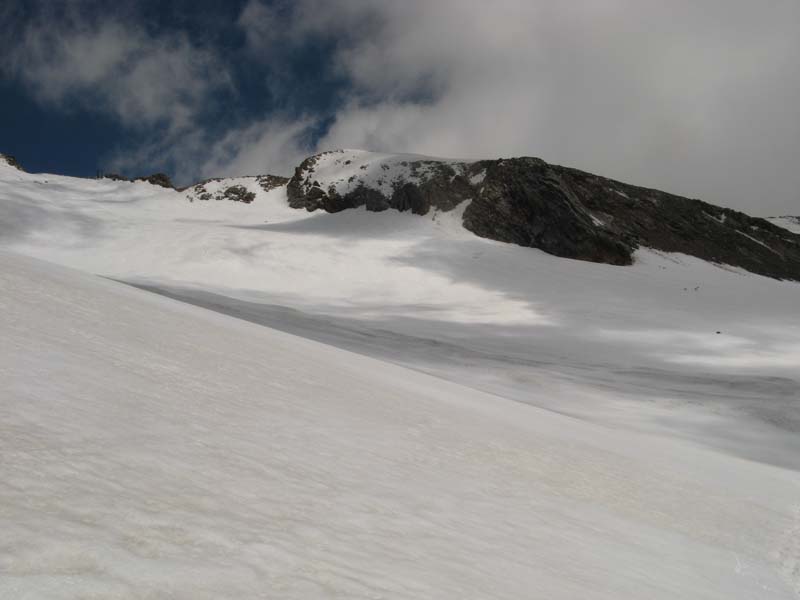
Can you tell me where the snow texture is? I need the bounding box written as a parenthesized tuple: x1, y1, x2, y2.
(296, 149, 468, 198)
(1, 156, 800, 598)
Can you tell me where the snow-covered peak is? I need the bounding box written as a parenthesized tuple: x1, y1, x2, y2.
(0, 153, 23, 171)
(293, 149, 471, 199)
(0, 154, 38, 184)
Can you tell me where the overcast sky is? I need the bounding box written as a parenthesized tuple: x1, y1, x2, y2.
(1, 0, 799, 215)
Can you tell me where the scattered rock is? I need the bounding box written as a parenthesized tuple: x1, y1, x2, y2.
(220, 185, 256, 204)
(186, 182, 259, 203)
(256, 174, 289, 193)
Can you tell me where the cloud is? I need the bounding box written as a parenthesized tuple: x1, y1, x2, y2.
(4, 0, 799, 214)
(234, 0, 800, 215)
(238, 0, 283, 53)
(104, 115, 313, 184)
(197, 116, 315, 179)
(3, 4, 231, 134)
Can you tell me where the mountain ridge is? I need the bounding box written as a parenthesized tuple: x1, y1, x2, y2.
(286, 149, 800, 280)
(3, 148, 799, 281)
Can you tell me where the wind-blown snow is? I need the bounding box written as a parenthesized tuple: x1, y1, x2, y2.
(1, 157, 800, 597)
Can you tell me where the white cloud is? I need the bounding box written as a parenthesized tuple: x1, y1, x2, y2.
(6, 0, 800, 214)
(234, 0, 800, 215)
(104, 114, 313, 185)
(198, 116, 315, 179)
(5, 9, 230, 134)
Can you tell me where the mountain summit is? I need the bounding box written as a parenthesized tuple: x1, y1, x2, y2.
(3, 147, 799, 280)
(1, 145, 799, 599)
(287, 150, 800, 280)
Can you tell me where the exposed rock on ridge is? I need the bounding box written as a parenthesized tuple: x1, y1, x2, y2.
(185, 175, 289, 203)
(256, 174, 290, 192)
(287, 151, 473, 215)
(188, 182, 255, 204)
(286, 150, 800, 281)
(0, 154, 24, 171)
(101, 172, 173, 187)
(135, 173, 174, 188)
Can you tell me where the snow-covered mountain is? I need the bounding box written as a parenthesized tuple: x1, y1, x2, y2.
(1, 150, 799, 598)
(285, 149, 800, 281)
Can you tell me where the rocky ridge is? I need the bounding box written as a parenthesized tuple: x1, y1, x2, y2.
(286, 150, 800, 280)
(0, 154, 24, 171)
(4, 148, 798, 280)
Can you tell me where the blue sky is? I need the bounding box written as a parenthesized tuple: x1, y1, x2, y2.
(0, 0, 343, 180)
(1, 0, 799, 214)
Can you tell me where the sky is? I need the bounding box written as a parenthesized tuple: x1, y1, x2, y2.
(1, 0, 799, 215)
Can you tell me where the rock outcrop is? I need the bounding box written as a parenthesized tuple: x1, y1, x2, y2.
(1, 154, 24, 171)
(5, 145, 796, 280)
(286, 150, 800, 281)
(103, 173, 130, 182)
(188, 183, 256, 204)
(256, 174, 289, 193)
(135, 173, 174, 188)
(184, 174, 288, 204)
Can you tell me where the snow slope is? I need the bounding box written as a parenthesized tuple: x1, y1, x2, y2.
(771, 216, 800, 234)
(0, 157, 798, 467)
(0, 159, 528, 323)
(2, 250, 799, 599)
(1, 156, 800, 596)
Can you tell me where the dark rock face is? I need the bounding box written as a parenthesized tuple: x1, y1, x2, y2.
(192, 187, 214, 201)
(463, 159, 633, 265)
(187, 182, 257, 203)
(103, 173, 130, 182)
(256, 174, 289, 193)
(287, 152, 800, 281)
(220, 185, 256, 204)
(546, 165, 800, 279)
(135, 173, 173, 188)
